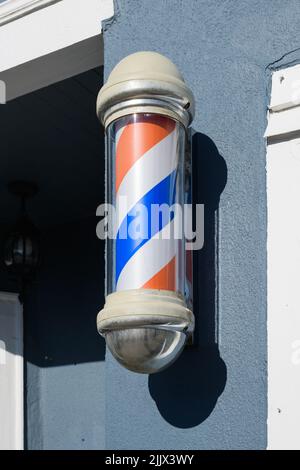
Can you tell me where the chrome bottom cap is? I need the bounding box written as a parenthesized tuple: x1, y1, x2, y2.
(97, 289, 194, 374)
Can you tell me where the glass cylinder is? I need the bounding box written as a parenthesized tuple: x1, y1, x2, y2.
(105, 113, 186, 298)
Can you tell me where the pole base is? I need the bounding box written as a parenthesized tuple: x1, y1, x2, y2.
(97, 289, 194, 374)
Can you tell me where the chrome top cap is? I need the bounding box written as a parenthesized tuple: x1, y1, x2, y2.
(97, 51, 195, 128)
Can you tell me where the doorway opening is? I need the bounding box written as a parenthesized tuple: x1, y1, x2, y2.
(0, 67, 106, 449)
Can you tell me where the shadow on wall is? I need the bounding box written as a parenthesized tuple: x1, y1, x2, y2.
(149, 132, 228, 428)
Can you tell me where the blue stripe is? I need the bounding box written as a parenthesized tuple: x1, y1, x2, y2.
(116, 170, 177, 283)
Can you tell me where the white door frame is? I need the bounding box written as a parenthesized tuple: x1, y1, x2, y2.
(0, 291, 23, 450)
(266, 64, 300, 449)
(0, 0, 114, 102)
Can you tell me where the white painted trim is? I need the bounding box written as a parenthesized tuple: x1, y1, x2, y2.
(0, 0, 113, 101)
(0, 35, 104, 101)
(269, 65, 300, 112)
(265, 65, 300, 139)
(0, 0, 61, 26)
(267, 138, 300, 449)
(0, 291, 19, 302)
(14, 296, 24, 451)
(265, 106, 300, 139)
(0, 292, 23, 450)
(267, 65, 300, 449)
(0, 0, 114, 72)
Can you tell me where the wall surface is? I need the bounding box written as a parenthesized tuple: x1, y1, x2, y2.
(103, 0, 300, 450)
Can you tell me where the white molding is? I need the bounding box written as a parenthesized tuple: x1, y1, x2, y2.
(269, 65, 300, 112)
(0, 0, 113, 100)
(0, 35, 104, 101)
(265, 106, 300, 139)
(0, 291, 19, 302)
(267, 137, 300, 449)
(0, 292, 23, 450)
(267, 65, 300, 449)
(0, 0, 61, 26)
(0, 0, 114, 72)
(265, 65, 300, 139)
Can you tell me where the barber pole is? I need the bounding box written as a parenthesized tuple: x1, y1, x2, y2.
(97, 51, 195, 373)
(115, 114, 182, 293)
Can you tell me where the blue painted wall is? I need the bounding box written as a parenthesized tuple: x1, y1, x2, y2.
(102, 0, 300, 449)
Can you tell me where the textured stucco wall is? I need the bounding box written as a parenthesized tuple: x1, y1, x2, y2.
(102, 0, 300, 450)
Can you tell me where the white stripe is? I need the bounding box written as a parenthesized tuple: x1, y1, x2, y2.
(116, 128, 178, 228)
(116, 218, 178, 291)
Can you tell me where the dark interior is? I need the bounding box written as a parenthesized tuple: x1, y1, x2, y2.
(0, 67, 106, 367)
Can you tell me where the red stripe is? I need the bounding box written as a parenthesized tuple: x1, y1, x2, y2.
(142, 256, 176, 291)
(116, 115, 175, 193)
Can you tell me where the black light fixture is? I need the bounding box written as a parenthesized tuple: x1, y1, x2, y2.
(3, 181, 40, 302)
